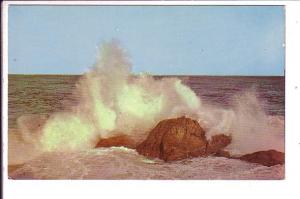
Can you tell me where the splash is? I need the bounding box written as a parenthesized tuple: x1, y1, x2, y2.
(40, 114, 96, 151)
(175, 80, 200, 110)
(224, 90, 284, 154)
(117, 84, 163, 119)
(196, 89, 284, 154)
(9, 40, 284, 164)
(38, 40, 201, 151)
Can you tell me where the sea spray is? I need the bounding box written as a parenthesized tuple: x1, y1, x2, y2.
(39, 40, 202, 151)
(8, 114, 49, 165)
(9, 40, 284, 165)
(40, 114, 96, 151)
(197, 89, 284, 154)
(225, 90, 284, 154)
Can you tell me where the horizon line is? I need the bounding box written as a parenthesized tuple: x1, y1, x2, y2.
(7, 73, 285, 77)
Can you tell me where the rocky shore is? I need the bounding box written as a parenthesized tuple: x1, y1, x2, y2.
(96, 116, 284, 167)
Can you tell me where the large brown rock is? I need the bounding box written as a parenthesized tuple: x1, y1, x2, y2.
(95, 135, 137, 149)
(136, 116, 208, 161)
(206, 134, 232, 155)
(238, 150, 285, 167)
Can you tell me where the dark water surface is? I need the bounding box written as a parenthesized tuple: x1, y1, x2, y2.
(8, 75, 284, 129)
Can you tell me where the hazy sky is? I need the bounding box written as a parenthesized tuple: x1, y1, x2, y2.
(8, 6, 285, 75)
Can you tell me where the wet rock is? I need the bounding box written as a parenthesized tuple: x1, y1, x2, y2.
(238, 150, 284, 167)
(136, 116, 208, 161)
(95, 135, 137, 149)
(206, 134, 232, 155)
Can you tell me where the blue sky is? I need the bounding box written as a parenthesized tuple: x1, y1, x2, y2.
(8, 6, 285, 75)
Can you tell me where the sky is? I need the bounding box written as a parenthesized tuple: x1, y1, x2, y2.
(8, 6, 285, 75)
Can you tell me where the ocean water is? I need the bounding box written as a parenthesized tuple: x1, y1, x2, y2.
(8, 75, 285, 179)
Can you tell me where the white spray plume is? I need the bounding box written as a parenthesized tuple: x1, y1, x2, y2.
(39, 40, 201, 151)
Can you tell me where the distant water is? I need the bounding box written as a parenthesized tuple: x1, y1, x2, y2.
(8, 75, 285, 179)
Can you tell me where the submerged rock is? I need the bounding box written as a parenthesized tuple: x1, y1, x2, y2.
(95, 135, 137, 149)
(136, 116, 208, 161)
(238, 150, 285, 167)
